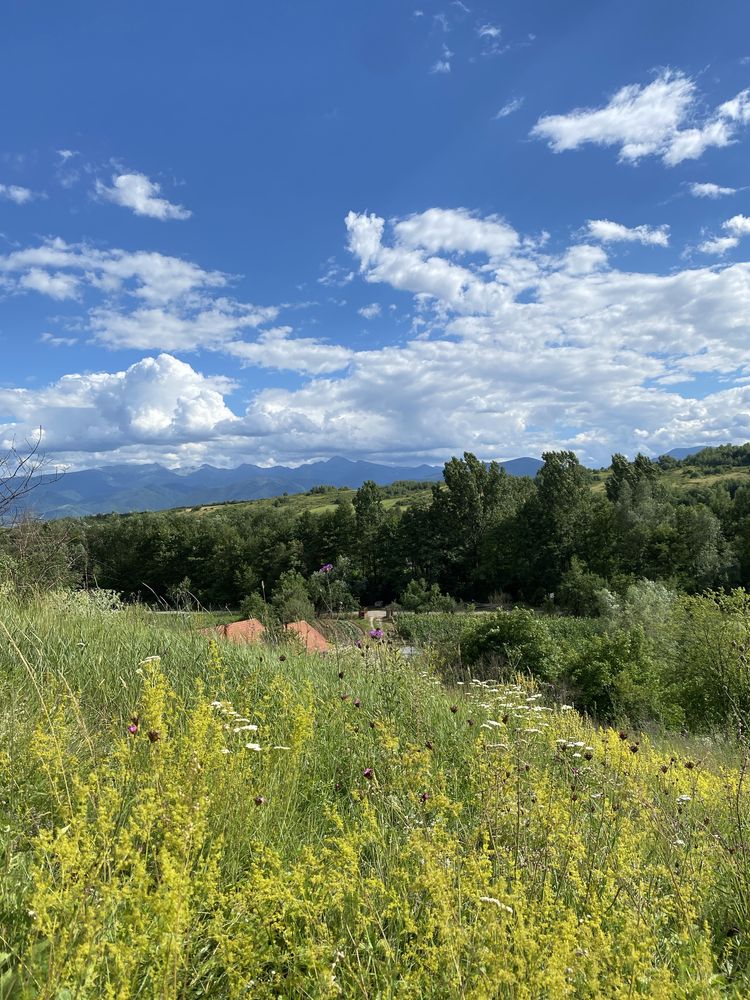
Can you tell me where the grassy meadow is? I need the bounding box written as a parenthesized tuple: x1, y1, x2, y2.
(0, 591, 749, 997)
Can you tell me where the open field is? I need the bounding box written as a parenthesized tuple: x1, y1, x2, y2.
(0, 592, 748, 997)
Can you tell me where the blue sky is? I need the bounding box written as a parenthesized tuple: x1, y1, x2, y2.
(2, 0, 750, 470)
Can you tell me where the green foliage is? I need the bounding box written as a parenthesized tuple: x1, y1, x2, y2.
(557, 556, 608, 615)
(1, 593, 749, 994)
(460, 609, 564, 680)
(671, 590, 750, 732)
(239, 591, 278, 627)
(565, 626, 669, 723)
(398, 577, 455, 612)
(270, 570, 315, 624)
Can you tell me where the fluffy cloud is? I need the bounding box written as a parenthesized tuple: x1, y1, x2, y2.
(0, 183, 35, 204)
(358, 303, 382, 319)
(0, 354, 236, 456)
(724, 214, 750, 237)
(586, 219, 670, 247)
(19, 269, 80, 300)
(531, 71, 750, 165)
(698, 215, 750, 255)
(95, 172, 192, 220)
(8, 208, 750, 469)
(0, 237, 346, 372)
(225, 327, 353, 375)
(698, 235, 739, 255)
(689, 182, 737, 198)
(0, 238, 224, 304)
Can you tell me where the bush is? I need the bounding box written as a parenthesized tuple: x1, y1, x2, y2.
(460, 609, 563, 680)
(565, 626, 671, 724)
(398, 578, 455, 613)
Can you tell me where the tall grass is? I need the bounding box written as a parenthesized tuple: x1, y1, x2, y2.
(0, 590, 748, 996)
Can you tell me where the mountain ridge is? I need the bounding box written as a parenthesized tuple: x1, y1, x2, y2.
(22, 455, 546, 519)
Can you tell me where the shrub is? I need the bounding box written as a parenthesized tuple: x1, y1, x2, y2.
(398, 578, 455, 613)
(460, 609, 563, 680)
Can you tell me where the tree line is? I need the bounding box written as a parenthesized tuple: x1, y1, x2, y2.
(2, 448, 750, 613)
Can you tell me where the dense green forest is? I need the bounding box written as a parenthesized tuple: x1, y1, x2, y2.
(3, 444, 750, 613)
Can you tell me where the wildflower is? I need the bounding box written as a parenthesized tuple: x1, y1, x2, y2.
(147, 730, 160, 743)
(450, 705, 458, 714)
(467, 718, 474, 726)
(354, 698, 361, 708)
(584, 752, 593, 761)
(127, 723, 138, 735)
(618, 731, 628, 741)
(363, 767, 374, 780)
(420, 791, 429, 803)
(341, 693, 350, 701)
(479, 897, 514, 914)
(677, 794, 692, 803)
(254, 795, 266, 806)
(245, 743, 262, 752)
(279, 654, 287, 662)
(338, 670, 345, 679)
(425, 741, 433, 750)
(273, 745, 291, 750)
(684, 760, 695, 770)
(233, 724, 259, 732)
(561, 705, 573, 711)
(369, 628, 384, 640)
(221, 747, 231, 754)
(319, 563, 334, 573)
(630, 744, 639, 754)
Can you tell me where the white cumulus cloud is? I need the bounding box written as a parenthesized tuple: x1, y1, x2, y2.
(0, 354, 236, 457)
(95, 172, 191, 220)
(531, 71, 750, 166)
(689, 182, 737, 198)
(586, 219, 670, 247)
(0, 183, 36, 204)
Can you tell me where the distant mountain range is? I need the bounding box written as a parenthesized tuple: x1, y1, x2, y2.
(661, 446, 707, 461)
(21, 455, 546, 519)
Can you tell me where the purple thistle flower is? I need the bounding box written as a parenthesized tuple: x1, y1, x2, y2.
(319, 563, 334, 574)
(363, 767, 374, 780)
(127, 723, 138, 735)
(369, 628, 384, 640)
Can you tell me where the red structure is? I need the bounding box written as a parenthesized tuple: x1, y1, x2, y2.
(200, 619, 266, 644)
(284, 620, 330, 653)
